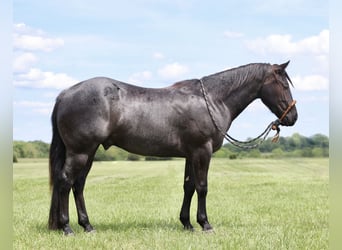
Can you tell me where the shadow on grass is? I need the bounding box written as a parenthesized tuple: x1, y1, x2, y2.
(94, 219, 182, 233)
(34, 219, 184, 236)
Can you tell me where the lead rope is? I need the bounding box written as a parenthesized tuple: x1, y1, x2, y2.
(199, 78, 296, 149)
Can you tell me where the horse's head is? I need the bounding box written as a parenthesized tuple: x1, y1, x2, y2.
(260, 61, 298, 126)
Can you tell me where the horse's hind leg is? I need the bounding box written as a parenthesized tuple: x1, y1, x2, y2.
(58, 153, 90, 235)
(72, 153, 96, 233)
(180, 159, 196, 230)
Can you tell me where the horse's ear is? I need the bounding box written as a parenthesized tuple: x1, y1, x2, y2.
(280, 60, 290, 70)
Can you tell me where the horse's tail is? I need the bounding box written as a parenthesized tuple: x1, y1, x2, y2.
(49, 100, 66, 230)
(49, 100, 65, 190)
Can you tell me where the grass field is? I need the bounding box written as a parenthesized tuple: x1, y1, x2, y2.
(13, 158, 328, 249)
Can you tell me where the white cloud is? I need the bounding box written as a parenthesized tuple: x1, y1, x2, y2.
(245, 29, 329, 56)
(14, 100, 53, 108)
(153, 52, 165, 60)
(158, 62, 189, 79)
(14, 68, 78, 90)
(14, 34, 64, 52)
(14, 23, 44, 36)
(292, 74, 329, 91)
(13, 23, 64, 52)
(223, 30, 244, 39)
(13, 24, 76, 90)
(14, 100, 54, 115)
(128, 71, 153, 84)
(13, 52, 38, 72)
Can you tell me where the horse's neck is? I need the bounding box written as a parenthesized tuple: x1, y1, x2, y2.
(206, 67, 264, 121)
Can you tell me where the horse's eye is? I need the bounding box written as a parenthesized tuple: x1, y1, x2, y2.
(282, 82, 289, 89)
(275, 69, 283, 75)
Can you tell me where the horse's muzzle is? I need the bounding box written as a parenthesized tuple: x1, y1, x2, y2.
(279, 100, 297, 126)
(281, 107, 298, 126)
(281, 112, 298, 126)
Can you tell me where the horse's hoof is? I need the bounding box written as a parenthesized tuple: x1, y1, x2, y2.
(86, 229, 96, 234)
(184, 224, 195, 232)
(64, 230, 75, 236)
(203, 228, 215, 233)
(84, 224, 95, 233)
(202, 224, 214, 233)
(63, 225, 75, 236)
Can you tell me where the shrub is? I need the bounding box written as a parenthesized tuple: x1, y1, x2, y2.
(229, 154, 238, 160)
(127, 154, 141, 161)
(145, 156, 172, 161)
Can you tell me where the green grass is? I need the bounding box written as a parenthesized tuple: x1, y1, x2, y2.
(13, 158, 328, 249)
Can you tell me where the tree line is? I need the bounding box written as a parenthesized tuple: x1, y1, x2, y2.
(217, 133, 329, 159)
(13, 133, 328, 162)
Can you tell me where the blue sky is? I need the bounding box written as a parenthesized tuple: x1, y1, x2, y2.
(13, 0, 329, 143)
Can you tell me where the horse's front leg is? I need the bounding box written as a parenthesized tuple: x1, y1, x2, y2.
(180, 159, 195, 230)
(193, 145, 213, 232)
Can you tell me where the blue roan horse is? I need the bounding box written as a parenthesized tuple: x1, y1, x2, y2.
(48, 61, 297, 235)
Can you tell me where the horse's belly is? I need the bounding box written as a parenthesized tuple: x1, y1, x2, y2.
(111, 134, 185, 157)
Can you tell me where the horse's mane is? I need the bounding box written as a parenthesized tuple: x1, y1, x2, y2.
(209, 63, 269, 84)
(203, 63, 270, 94)
(168, 63, 270, 94)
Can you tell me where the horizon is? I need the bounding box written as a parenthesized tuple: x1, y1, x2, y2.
(13, 132, 329, 144)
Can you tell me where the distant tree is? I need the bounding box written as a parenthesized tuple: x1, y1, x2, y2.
(145, 156, 172, 161)
(127, 153, 141, 161)
(94, 146, 116, 161)
(31, 140, 49, 157)
(271, 148, 284, 158)
(310, 134, 329, 148)
(15, 142, 37, 158)
(13, 140, 49, 158)
(301, 148, 313, 157)
(94, 145, 130, 161)
(258, 139, 277, 153)
(213, 147, 231, 158)
(288, 149, 302, 158)
(248, 149, 261, 158)
(13, 141, 26, 158)
(229, 154, 238, 160)
(291, 133, 306, 149)
(311, 147, 327, 158)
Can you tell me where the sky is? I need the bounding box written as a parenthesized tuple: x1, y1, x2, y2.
(13, 0, 329, 143)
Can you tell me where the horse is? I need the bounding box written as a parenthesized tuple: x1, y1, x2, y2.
(48, 61, 297, 235)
